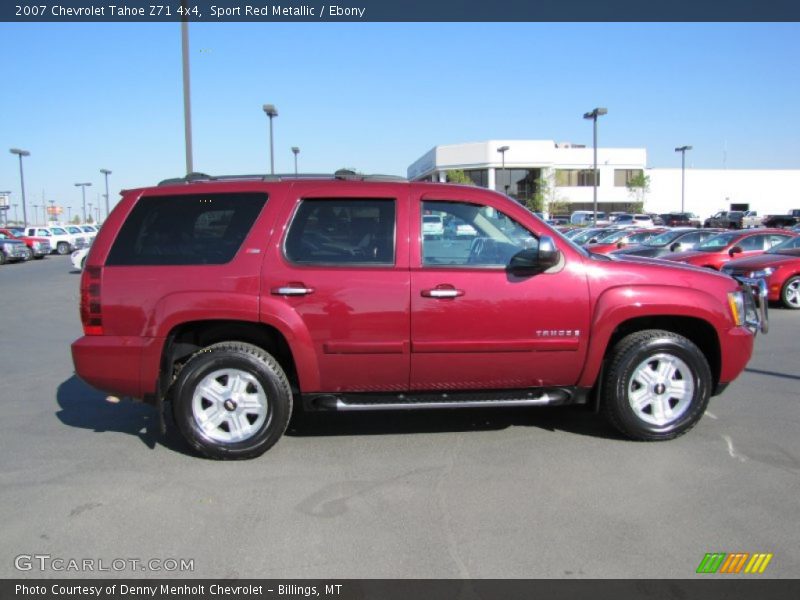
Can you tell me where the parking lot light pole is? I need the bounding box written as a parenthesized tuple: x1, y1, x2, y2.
(263, 104, 278, 175)
(181, 6, 194, 175)
(497, 145, 510, 195)
(675, 145, 692, 213)
(66, 206, 72, 223)
(10, 148, 30, 227)
(0, 191, 10, 227)
(100, 169, 112, 220)
(75, 183, 92, 222)
(583, 108, 607, 226)
(291, 147, 300, 175)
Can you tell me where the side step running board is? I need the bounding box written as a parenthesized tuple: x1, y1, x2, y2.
(304, 388, 580, 412)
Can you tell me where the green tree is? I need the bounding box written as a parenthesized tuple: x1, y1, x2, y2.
(626, 172, 650, 209)
(445, 170, 475, 185)
(548, 198, 571, 218)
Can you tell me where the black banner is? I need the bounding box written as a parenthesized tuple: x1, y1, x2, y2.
(5, 580, 800, 600)
(3, 0, 800, 22)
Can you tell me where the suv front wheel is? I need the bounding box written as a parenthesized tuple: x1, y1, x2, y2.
(171, 342, 293, 459)
(602, 330, 712, 441)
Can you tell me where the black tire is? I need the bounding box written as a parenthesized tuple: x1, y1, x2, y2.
(34, 255, 45, 260)
(0, 251, 6, 265)
(171, 341, 292, 459)
(22, 247, 33, 261)
(780, 275, 800, 310)
(602, 330, 712, 441)
(56, 242, 70, 255)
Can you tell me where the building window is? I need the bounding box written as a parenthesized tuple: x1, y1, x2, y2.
(614, 169, 644, 186)
(555, 169, 598, 187)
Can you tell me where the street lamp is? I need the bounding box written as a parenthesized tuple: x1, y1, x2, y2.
(181, 2, 194, 174)
(291, 146, 300, 175)
(675, 145, 693, 213)
(100, 168, 112, 220)
(497, 145, 510, 195)
(75, 182, 92, 222)
(583, 107, 607, 225)
(88, 202, 93, 223)
(0, 191, 10, 227)
(66, 206, 72, 223)
(13, 203, 19, 224)
(32, 204, 39, 225)
(262, 104, 278, 174)
(9, 148, 30, 227)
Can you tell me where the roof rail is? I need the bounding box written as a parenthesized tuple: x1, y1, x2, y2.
(158, 171, 408, 186)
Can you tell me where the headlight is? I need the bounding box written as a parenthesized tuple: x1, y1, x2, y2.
(748, 267, 774, 278)
(727, 291, 745, 326)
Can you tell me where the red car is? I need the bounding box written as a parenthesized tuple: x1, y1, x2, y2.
(662, 229, 796, 270)
(585, 228, 665, 255)
(0, 227, 51, 259)
(721, 236, 800, 309)
(71, 173, 766, 458)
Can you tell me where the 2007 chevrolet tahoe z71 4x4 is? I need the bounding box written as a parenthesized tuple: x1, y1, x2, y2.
(71, 171, 768, 459)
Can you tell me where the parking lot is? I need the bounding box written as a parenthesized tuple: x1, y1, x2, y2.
(1, 254, 799, 579)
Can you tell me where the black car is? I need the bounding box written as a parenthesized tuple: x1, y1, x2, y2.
(611, 228, 724, 258)
(660, 212, 701, 228)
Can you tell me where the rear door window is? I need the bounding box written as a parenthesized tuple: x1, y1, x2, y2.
(284, 198, 396, 266)
(106, 193, 267, 266)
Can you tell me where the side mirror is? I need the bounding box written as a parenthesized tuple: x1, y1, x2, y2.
(616, 241, 624, 249)
(669, 242, 682, 252)
(508, 236, 560, 275)
(729, 246, 743, 256)
(588, 238, 598, 244)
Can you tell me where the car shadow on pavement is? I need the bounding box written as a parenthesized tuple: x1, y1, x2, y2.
(286, 405, 624, 440)
(56, 375, 191, 454)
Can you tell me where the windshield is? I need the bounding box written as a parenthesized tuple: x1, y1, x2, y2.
(696, 232, 739, 251)
(572, 228, 607, 245)
(51, 227, 67, 234)
(768, 236, 800, 254)
(644, 229, 690, 247)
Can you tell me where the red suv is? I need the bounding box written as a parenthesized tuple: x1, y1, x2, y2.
(72, 172, 767, 459)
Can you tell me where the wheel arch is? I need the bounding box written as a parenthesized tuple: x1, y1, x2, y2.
(160, 320, 301, 398)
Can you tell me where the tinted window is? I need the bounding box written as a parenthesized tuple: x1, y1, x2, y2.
(107, 193, 267, 266)
(422, 201, 537, 267)
(737, 235, 765, 251)
(284, 198, 395, 266)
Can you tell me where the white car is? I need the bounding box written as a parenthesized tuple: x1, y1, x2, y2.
(71, 247, 90, 270)
(422, 215, 444, 238)
(25, 226, 87, 255)
(78, 224, 99, 241)
(614, 214, 657, 229)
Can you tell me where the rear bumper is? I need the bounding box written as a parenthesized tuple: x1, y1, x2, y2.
(71, 335, 163, 399)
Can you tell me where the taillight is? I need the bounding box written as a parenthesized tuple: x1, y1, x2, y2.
(80, 266, 104, 335)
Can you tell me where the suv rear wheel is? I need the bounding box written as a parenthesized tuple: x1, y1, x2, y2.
(171, 342, 292, 459)
(602, 330, 712, 441)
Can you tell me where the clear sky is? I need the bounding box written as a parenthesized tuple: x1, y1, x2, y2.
(1, 22, 799, 218)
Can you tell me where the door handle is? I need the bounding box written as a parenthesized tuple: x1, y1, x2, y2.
(272, 284, 315, 296)
(421, 287, 464, 299)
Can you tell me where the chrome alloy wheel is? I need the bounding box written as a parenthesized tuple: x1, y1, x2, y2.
(192, 369, 269, 443)
(628, 353, 695, 427)
(785, 279, 800, 308)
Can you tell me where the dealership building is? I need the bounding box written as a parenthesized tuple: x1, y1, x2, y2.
(407, 140, 800, 219)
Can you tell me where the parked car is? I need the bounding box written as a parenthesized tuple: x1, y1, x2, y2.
(422, 214, 444, 239)
(0, 232, 30, 264)
(721, 236, 800, 309)
(78, 224, 99, 241)
(762, 209, 800, 228)
(72, 171, 766, 459)
(71, 247, 90, 270)
(704, 211, 745, 229)
(741, 211, 762, 229)
(23, 226, 87, 255)
(661, 229, 796, 270)
(660, 213, 702, 228)
(608, 212, 628, 223)
(569, 227, 617, 245)
(585, 228, 663, 255)
(611, 228, 725, 259)
(0, 227, 50, 259)
(613, 214, 657, 229)
(570, 211, 609, 226)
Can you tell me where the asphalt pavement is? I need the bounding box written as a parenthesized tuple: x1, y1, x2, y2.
(1, 255, 798, 578)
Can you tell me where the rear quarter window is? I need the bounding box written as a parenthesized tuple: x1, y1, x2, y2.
(106, 192, 267, 266)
